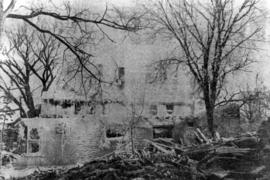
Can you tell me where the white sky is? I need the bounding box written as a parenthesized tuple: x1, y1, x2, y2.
(1, 0, 270, 123)
(2, 0, 270, 85)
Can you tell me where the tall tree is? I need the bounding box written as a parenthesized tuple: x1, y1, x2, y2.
(145, 0, 264, 136)
(0, 25, 60, 117)
(2, 1, 141, 83)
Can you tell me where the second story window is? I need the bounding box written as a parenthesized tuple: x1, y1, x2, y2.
(118, 67, 125, 79)
(116, 67, 125, 89)
(165, 104, 174, 115)
(97, 64, 103, 77)
(75, 101, 83, 114)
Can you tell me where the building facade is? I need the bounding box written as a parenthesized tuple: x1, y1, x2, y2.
(13, 58, 197, 167)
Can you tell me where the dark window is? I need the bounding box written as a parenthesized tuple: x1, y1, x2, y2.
(118, 67, 125, 79)
(166, 104, 174, 114)
(54, 100, 60, 106)
(75, 102, 83, 114)
(30, 128, 40, 140)
(153, 126, 173, 138)
(149, 104, 158, 115)
(106, 128, 124, 138)
(29, 142, 39, 153)
(116, 67, 125, 89)
(89, 106, 95, 114)
(49, 99, 54, 105)
(28, 128, 40, 153)
(61, 100, 73, 109)
(85, 102, 95, 115)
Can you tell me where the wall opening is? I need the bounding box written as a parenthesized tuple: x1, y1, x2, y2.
(74, 101, 84, 114)
(29, 142, 39, 153)
(116, 67, 125, 89)
(28, 128, 40, 154)
(165, 104, 174, 115)
(61, 100, 73, 109)
(153, 125, 173, 138)
(106, 128, 124, 138)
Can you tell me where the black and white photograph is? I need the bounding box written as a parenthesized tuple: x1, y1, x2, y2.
(0, 0, 269, 179)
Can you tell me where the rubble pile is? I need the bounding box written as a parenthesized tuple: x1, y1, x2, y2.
(146, 133, 264, 180)
(13, 129, 269, 180)
(13, 154, 200, 180)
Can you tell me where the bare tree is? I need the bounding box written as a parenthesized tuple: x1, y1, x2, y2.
(240, 74, 270, 123)
(145, 0, 264, 136)
(0, 1, 143, 122)
(0, 25, 60, 118)
(0, 95, 14, 167)
(0, 0, 141, 166)
(126, 80, 146, 154)
(1, 1, 142, 84)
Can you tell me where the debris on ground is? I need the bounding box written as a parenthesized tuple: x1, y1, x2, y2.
(11, 128, 270, 180)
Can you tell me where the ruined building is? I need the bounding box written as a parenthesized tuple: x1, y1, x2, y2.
(13, 58, 198, 167)
(10, 37, 243, 167)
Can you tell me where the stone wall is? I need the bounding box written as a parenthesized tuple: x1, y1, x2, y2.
(15, 114, 154, 167)
(15, 116, 104, 167)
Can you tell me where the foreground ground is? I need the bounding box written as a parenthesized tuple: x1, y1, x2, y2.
(5, 131, 270, 180)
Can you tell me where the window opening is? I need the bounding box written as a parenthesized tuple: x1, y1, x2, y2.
(153, 125, 173, 138)
(116, 67, 125, 89)
(28, 128, 40, 153)
(61, 100, 73, 109)
(75, 101, 84, 114)
(165, 104, 174, 114)
(29, 142, 39, 153)
(106, 129, 124, 138)
(106, 125, 125, 138)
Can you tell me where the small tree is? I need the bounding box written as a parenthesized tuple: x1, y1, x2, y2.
(145, 0, 264, 136)
(0, 95, 14, 167)
(124, 79, 146, 154)
(240, 74, 270, 124)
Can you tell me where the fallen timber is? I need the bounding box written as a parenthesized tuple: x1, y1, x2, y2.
(13, 131, 269, 180)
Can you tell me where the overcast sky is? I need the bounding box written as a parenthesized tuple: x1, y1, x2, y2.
(2, 0, 270, 85)
(2, 0, 270, 89)
(0, 0, 270, 122)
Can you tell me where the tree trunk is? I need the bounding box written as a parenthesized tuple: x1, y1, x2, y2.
(203, 77, 216, 138)
(204, 91, 215, 138)
(205, 104, 215, 137)
(130, 124, 135, 154)
(25, 85, 38, 118)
